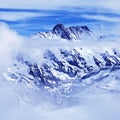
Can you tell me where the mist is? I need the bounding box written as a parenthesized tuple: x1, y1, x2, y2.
(0, 23, 120, 120)
(1, 78, 120, 120)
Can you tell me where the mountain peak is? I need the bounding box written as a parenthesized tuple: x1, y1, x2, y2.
(52, 23, 71, 40)
(80, 25, 90, 31)
(52, 23, 65, 31)
(34, 23, 96, 40)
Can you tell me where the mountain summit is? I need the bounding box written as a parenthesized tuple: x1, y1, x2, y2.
(33, 23, 96, 40)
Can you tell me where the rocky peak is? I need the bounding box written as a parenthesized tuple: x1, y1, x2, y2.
(52, 23, 71, 40)
(34, 23, 94, 40)
(52, 23, 66, 32)
(80, 25, 90, 31)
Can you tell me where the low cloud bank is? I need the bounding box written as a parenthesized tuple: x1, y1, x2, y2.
(1, 78, 120, 120)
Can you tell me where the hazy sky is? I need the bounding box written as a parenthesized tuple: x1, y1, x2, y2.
(0, 0, 120, 11)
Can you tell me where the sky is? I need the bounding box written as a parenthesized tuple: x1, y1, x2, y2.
(0, 7, 120, 37)
(0, 0, 120, 11)
(0, 0, 120, 36)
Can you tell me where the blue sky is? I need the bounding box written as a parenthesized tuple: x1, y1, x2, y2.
(0, 0, 120, 36)
(0, 0, 120, 11)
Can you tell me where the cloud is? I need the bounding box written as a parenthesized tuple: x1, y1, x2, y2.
(1, 76, 120, 120)
(0, 0, 120, 12)
(0, 11, 53, 21)
(82, 14, 120, 23)
(0, 23, 23, 71)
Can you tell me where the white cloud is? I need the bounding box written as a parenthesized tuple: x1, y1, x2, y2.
(82, 14, 120, 23)
(0, 11, 52, 21)
(0, 0, 120, 12)
(0, 23, 23, 71)
(1, 76, 120, 120)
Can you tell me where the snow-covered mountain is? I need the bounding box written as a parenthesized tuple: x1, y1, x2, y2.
(33, 23, 97, 40)
(3, 23, 120, 105)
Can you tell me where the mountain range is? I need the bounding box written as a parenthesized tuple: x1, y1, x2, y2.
(4, 23, 120, 102)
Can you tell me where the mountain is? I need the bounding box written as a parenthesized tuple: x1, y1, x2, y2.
(3, 23, 120, 102)
(33, 23, 97, 40)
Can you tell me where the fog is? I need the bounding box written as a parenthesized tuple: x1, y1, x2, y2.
(0, 23, 120, 120)
(1, 78, 120, 120)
